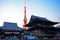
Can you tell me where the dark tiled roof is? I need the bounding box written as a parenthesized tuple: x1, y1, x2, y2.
(1, 22, 24, 31)
(26, 15, 59, 27)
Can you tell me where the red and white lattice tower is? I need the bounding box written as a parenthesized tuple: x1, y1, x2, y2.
(23, 1, 28, 30)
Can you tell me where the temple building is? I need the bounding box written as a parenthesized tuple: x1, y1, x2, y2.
(0, 22, 24, 40)
(26, 15, 60, 40)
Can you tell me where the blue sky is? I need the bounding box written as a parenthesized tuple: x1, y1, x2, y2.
(0, 0, 60, 27)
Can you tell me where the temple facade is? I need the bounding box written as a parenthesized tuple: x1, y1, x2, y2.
(0, 15, 60, 40)
(0, 22, 24, 40)
(26, 15, 60, 40)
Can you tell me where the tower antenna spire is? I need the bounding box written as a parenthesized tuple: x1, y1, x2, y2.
(23, 0, 27, 30)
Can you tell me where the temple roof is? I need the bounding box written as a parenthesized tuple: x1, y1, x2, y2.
(26, 15, 59, 27)
(0, 22, 24, 31)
